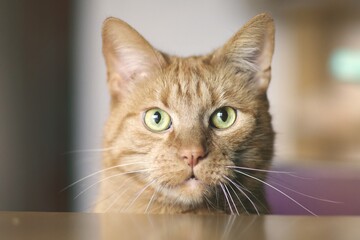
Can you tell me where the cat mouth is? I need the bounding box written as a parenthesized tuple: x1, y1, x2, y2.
(188, 174, 198, 181)
(183, 176, 202, 189)
(183, 174, 205, 190)
(164, 173, 205, 205)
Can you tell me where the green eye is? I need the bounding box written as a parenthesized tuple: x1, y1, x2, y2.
(144, 108, 172, 132)
(210, 107, 237, 129)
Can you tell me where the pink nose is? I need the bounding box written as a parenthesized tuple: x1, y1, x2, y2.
(181, 147, 206, 168)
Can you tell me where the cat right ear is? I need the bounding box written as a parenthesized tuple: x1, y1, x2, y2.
(102, 18, 166, 98)
(211, 13, 275, 94)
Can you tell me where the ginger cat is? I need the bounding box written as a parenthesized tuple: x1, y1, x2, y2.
(95, 13, 275, 214)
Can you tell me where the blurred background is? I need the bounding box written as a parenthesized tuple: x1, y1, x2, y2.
(1, 0, 359, 212)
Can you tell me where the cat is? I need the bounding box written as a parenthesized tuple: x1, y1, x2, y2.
(94, 13, 275, 214)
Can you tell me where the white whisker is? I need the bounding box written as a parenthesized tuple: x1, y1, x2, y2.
(220, 183, 234, 215)
(268, 180, 342, 204)
(283, 173, 314, 180)
(204, 195, 217, 211)
(145, 191, 157, 214)
(226, 182, 248, 215)
(74, 168, 152, 199)
(65, 146, 118, 154)
(224, 184, 239, 215)
(215, 186, 220, 208)
(221, 215, 236, 240)
(204, 198, 211, 212)
(103, 176, 139, 212)
(88, 176, 135, 212)
(105, 187, 130, 213)
(224, 176, 257, 215)
(61, 161, 147, 192)
(125, 180, 155, 211)
(227, 165, 294, 174)
(235, 181, 270, 214)
(237, 184, 259, 215)
(233, 169, 317, 216)
(237, 215, 258, 238)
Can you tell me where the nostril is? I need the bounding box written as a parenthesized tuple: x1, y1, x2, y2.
(181, 148, 206, 167)
(192, 152, 205, 162)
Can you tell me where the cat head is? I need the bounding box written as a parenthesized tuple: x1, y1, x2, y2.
(101, 13, 275, 212)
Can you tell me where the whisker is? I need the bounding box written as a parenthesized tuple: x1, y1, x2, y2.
(64, 146, 118, 155)
(268, 180, 342, 204)
(226, 182, 247, 215)
(283, 173, 314, 180)
(226, 165, 294, 174)
(221, 215, 236, 240)
(235, 181, 270, 214)
(215, 186, 220, 209)
(237, 215, 258, 239)
(88, 176, 135, 212)
(224, 176, 256, 215)
(233, 169, 317, 216)
(125, 180, 155, 211)
(203, 196, 211, 212)
(74, 168, 153, 199)
(145, 191, 157, 214)
(204, 195, 217, 212)
(204, 195, 218, 212)
(103, 175, 140, 213)
(105, 186, 131, 213)
(61, 161, 147, 192)
(223, 184, 239, 215)
(236, 184, 259, 215)
(219, 183, 234, 215)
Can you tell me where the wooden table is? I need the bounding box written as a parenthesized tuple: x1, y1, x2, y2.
(1, 212, 359, 240)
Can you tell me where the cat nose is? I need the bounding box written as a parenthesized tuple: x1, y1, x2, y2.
(181, 147, 206, 168)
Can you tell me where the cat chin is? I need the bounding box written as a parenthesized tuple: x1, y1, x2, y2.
(182, 178, 203, 193)
(160, 179, 207, 206)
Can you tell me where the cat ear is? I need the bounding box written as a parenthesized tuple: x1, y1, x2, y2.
(212, 13, 275, 93)
(102, 17, 166, 98)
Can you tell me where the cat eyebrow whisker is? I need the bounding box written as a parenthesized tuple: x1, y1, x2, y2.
(232, 169, 318, 216)
(61, 161, 147, 192)
(73, 168, 153, 199)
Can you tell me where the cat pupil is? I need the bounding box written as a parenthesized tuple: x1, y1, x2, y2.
(217, 110, 228, 122)
(152, 111, 161, 124)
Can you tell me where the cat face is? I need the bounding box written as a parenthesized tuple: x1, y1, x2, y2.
(99, 13, 275, 214)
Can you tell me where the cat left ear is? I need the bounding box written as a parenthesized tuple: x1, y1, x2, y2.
(213, 13, 275, 93)
(102, 18, 166, 98)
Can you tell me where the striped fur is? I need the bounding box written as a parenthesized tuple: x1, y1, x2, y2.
(95, 13, 275, 214)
